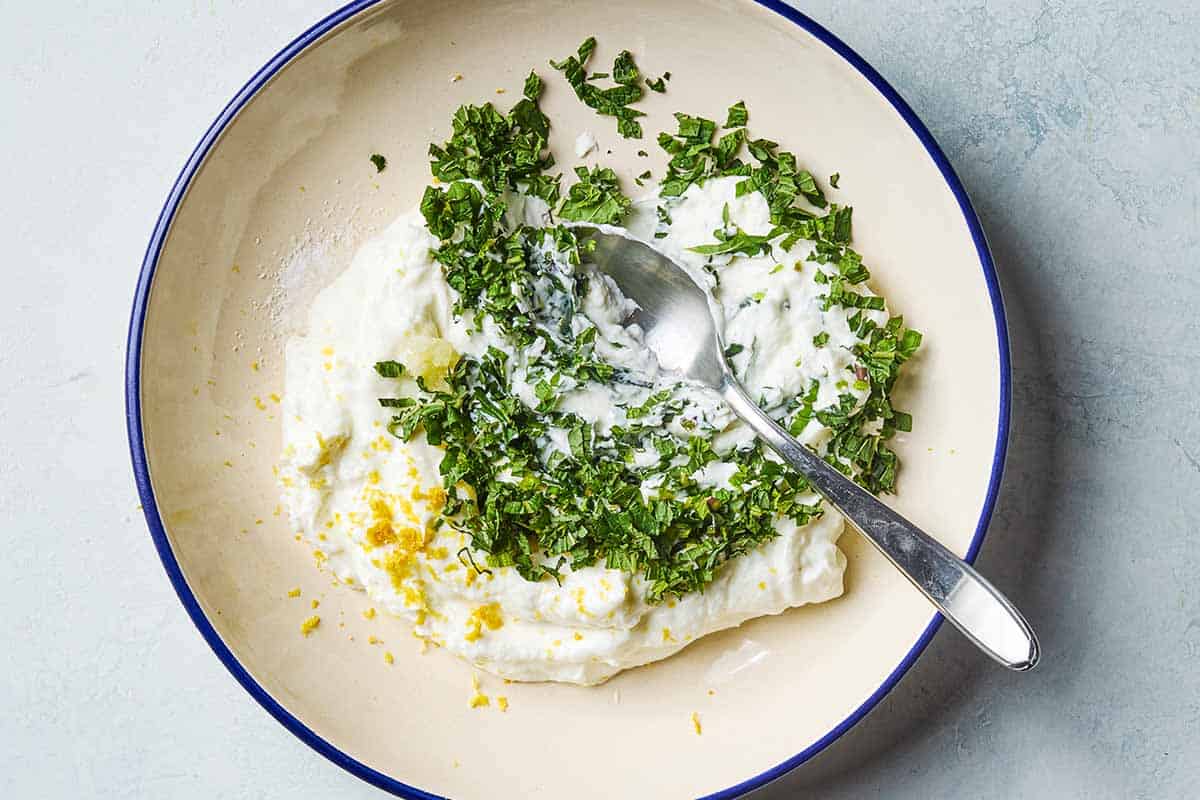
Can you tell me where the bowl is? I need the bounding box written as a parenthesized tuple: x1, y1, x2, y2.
(127, 1, 1009, 797)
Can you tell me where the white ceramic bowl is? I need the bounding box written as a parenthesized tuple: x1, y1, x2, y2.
(127, 2, 1009, 797)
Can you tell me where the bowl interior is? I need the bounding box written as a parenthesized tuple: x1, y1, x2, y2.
(134, 1, 1003, 797)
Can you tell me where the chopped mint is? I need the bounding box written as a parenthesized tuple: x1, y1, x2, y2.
(374, 360, 405, 378)
(689, 217, 781, 257)
(551, 37, 649, 138)
(559, 165, 632, 224)
(725, 100, 748, 127)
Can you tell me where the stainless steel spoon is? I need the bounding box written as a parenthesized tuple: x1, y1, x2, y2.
(581, 227, 1039, 671)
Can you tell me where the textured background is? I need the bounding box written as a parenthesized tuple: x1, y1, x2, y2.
(2, 1, 1197, 798)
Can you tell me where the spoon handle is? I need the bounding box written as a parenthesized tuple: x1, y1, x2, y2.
(720, 379, 1039, 671)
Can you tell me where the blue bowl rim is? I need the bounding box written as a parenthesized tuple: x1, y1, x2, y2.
(125, 1, 1011, 798)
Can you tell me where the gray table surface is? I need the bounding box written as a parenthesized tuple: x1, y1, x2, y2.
(3, 1, 1197, 798)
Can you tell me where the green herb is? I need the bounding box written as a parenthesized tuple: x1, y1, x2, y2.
(656, 113, 723, 197)
(830, 172, 840, 188)
(559, 165, 632, 224)
(784, 380, 819, 437)
(817, 266, 886, 311)
(816, 315, 923, 493)
(577, 36, 597, 62)
(812, 332, 830, 347)
(736, 137, 827, 218)
(427, 89, 558, 203)
(369, 153, 387, 173)
(646, 75, 667, 93)
(689, 214, 782, 257)
(724, 101, 748, 127)
(374, 360, 405, 378)
(622, 388, 674, 419)
(523, 71, 543, 99)
(551, 38, 648, 138)
(612, 50, 640, 85)
(420, 182, 539, 343)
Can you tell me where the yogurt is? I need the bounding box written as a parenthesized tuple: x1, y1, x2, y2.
(278, 177, 870, 684)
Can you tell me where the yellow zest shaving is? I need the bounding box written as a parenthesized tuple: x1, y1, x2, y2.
(469, 673, 490, 708)
(464, 603, 504, 642)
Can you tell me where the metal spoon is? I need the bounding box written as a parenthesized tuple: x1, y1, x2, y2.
(581, 227, 1039, 671)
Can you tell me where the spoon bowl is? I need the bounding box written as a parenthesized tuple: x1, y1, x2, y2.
(588, 228, 728, 387)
